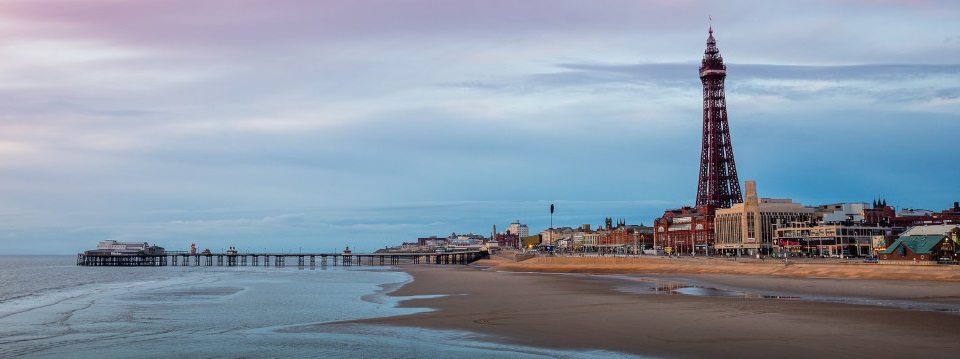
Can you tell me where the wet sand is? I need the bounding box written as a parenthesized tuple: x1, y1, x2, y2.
(353, 256, 960, 358)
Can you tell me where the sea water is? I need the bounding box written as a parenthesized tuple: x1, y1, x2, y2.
(0, 256, 638, 358)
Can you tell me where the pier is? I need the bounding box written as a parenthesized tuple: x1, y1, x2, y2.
(76, 250, 489, 267)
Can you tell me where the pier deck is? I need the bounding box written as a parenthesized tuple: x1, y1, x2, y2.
(76, 250, 488, 267)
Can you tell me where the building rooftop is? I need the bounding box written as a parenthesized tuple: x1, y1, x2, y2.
(900, 224, 960, 236)
(881, 235, 948, 255)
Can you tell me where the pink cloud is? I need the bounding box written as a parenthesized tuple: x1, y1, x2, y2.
(1, 0, 705, 52)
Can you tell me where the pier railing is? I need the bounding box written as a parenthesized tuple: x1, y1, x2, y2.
(76, 250, 489, 267)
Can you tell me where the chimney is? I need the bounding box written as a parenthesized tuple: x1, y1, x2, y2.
(954, 201, 959, 211)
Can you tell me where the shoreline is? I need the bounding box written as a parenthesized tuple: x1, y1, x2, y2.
(347, 257, 960, 358)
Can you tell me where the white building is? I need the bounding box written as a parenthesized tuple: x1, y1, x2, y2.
(573, 232, 601, 248)
(818, 203, 869, 223)
(714, 181, 815, 255)
(539, 227, 573, 246)
(92, 240, 164, 255)
(97, 240, 150, 251)
(898, 208, 935, 217)
(506, 220, 529, 238)
(449, 234, 483, 246)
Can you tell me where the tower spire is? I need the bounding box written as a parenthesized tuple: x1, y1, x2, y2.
(695, 26, 742, 209)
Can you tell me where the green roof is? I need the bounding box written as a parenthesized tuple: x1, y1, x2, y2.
(881, 235, 947, 255)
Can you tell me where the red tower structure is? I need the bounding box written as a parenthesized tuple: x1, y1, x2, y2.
(695, 27, 742, 209)
(653, 27, 743, 256)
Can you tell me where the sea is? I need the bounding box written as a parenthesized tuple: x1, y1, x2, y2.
(0, 256, 637, 358)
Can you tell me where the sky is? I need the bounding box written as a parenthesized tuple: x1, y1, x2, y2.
(1, 0, 958, 254)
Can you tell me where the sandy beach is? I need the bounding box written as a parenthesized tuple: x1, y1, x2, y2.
(348, 255, 960, 358)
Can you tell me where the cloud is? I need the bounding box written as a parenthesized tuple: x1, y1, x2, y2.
(1, 0, 959, 254)
(168, 213, 307, 228)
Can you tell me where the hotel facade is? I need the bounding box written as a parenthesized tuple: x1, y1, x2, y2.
(713, 181, 814, 256)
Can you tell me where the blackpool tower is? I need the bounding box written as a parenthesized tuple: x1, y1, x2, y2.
(695, 27, 742, 209)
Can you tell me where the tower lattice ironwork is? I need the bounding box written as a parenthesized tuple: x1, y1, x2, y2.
(695, 27, 742, 209)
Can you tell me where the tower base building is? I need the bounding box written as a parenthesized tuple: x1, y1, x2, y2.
(713, 181, 814, 256)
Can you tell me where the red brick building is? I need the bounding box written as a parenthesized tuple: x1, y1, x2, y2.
(494, 233, 519, 250)
(888, 201, 960, 227)
(596, 224, 654, 253)
(653, 205, 715, 255)
(863, 199, 896, 225)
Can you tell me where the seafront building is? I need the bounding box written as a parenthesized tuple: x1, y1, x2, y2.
(574, 230, 602, 251)
(389, 201, 956, 258)
(506, 220, 529, 239)
(493, 232, 520, 249)
(774, 221, 889, 258)
(474, 218, 653, 253)
(880, 224, 960, 262)
(596, 221, 654, 254)
(770, 204, 960, 258)
(404, 233, 493, 252)
(714, 181, 814, 256)
(712, 182, 900, 257)
(654, 206, 714, 255)
(416, 236, 448, 248)
(540, 219, 653, 253)
(539, 227, 574, 247)
(85, 240, 165, 255)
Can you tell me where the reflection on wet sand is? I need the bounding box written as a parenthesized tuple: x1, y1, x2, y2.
(621, 276, 959, 314)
